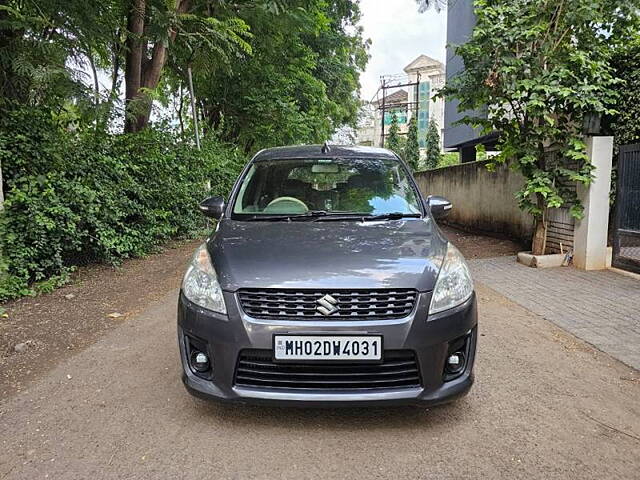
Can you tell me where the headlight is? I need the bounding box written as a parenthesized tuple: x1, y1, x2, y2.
(182, 243, 227, 314)
(429, 243, 474, 315)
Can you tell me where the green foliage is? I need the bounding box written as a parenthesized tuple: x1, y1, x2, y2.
(124, 2, 254, 132)
(405, 117, 420, 172)
(605, 37, 640, 145)
(0, 0, 122, 107)
(438, 152, 459, 169)
(0, 108, 244, 301)
(186, 0, 369, 153)
(441, 0, 638, 245)
(386, 113, 405, 159)
(424, 119, 441, 170)
(0, 0, 368, 301)
(1, 1, 367, 144)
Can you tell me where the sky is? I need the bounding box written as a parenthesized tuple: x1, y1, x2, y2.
(357, 0, 447, 101)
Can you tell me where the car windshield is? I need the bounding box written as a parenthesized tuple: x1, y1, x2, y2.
(231, 157, 422, 218)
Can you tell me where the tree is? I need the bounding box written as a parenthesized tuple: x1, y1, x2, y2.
(190, 0, 368, 152)
(405, 117, 420, 171)
(605, 37, 640, 145)
(122, 0, 252, 133)
(602, 33, 640, 207)
(0, 0, 367, 144)
(0, 0, 369, 300)
(386, 113, 403, 157)
(424, 118, 441, 169)
(0, 0, 122, 107)
(441, 0, 638, 255)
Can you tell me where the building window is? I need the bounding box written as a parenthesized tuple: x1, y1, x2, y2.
(383, 108, 408, 125)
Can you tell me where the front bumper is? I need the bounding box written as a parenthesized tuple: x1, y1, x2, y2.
(177, 290, 477, 407)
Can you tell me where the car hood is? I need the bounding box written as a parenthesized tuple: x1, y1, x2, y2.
(208, 218, 448, 292)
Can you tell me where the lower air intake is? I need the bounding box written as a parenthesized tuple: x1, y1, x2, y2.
(234, 350, 421, 390)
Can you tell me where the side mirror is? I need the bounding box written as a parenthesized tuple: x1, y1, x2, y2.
(427, 195, 452, 220)
(199, 196, 225, 219)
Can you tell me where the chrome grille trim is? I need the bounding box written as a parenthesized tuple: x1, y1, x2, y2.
(237, 289, 417, 320)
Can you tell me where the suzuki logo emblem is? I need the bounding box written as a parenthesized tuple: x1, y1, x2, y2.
(316, 294, 339, 316)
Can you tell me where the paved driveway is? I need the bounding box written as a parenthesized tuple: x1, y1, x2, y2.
(470, 257, 640, 370)
(1, 284, 638, 479)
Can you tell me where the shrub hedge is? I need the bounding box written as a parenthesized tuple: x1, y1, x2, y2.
(0, 108, 245, 301)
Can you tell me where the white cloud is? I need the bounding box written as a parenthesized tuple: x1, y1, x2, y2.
(358, 0, 447, 101)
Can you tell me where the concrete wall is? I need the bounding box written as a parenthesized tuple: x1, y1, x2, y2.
(414, 160, 534, 243)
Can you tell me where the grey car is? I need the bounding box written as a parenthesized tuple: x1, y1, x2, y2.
(178, 144, 477, 406)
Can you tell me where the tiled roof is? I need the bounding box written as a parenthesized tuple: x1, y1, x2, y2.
(373, 89, 408, 107)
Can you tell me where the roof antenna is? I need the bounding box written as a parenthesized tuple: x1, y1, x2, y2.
(321, 141, 331, 154)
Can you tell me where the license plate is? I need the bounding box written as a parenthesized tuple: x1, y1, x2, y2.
(273, 335, 382, 361)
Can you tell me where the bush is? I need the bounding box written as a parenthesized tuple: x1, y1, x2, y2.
(437, 152, 460, 168)
(0, 108, 244, 301)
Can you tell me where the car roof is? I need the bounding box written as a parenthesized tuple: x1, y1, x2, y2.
(252, 144, 399, 162)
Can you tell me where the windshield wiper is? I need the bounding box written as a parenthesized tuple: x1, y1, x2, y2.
(246, 211, 422, 222)
(362, 212, 422, 221)
(313, 212, 422, 222)
(245, 210, 329, 221)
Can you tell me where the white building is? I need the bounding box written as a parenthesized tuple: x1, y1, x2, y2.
(357, 54, 445, 152)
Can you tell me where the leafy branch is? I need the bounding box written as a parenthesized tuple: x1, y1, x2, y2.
(440, 0, 636, 254)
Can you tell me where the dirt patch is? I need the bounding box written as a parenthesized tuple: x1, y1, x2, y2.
(0, 238, 202, 399)
(440, 224, 524, 259)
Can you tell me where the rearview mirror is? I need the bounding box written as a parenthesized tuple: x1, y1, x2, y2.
(427, 195, 452, 220)
(312, 164, 339, 173)
(199, 196, 225, 219)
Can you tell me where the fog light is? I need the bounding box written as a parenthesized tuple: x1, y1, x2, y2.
(445, 352, 465, 375)
(190, 350, 210, 373)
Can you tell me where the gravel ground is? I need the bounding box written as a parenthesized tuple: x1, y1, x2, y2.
(0, 225, 638, 479)
(439, 224, 524, 259)
(0, 239, 201, 398)
(0, 285, 638, 479)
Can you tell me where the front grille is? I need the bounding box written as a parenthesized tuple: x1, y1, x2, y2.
(237, 289, 417, 320)
(234, 350, 421, 390)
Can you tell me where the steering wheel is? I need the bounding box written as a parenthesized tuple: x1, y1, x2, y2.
(264, 197, 309, 214)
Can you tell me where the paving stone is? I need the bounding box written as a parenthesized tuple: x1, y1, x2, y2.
(469, 256, 640, 370)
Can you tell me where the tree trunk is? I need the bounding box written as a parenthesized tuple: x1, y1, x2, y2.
(531, 193, 548, 255)
(187, 65, 200, 149)
(531, 219, 546, 255)
(123, 0, 190, 133)
(177, 83, 185, 136)
(88, 53, 100, 106)
(110, 29, 122, 100)
(124, 0, 145, 133)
